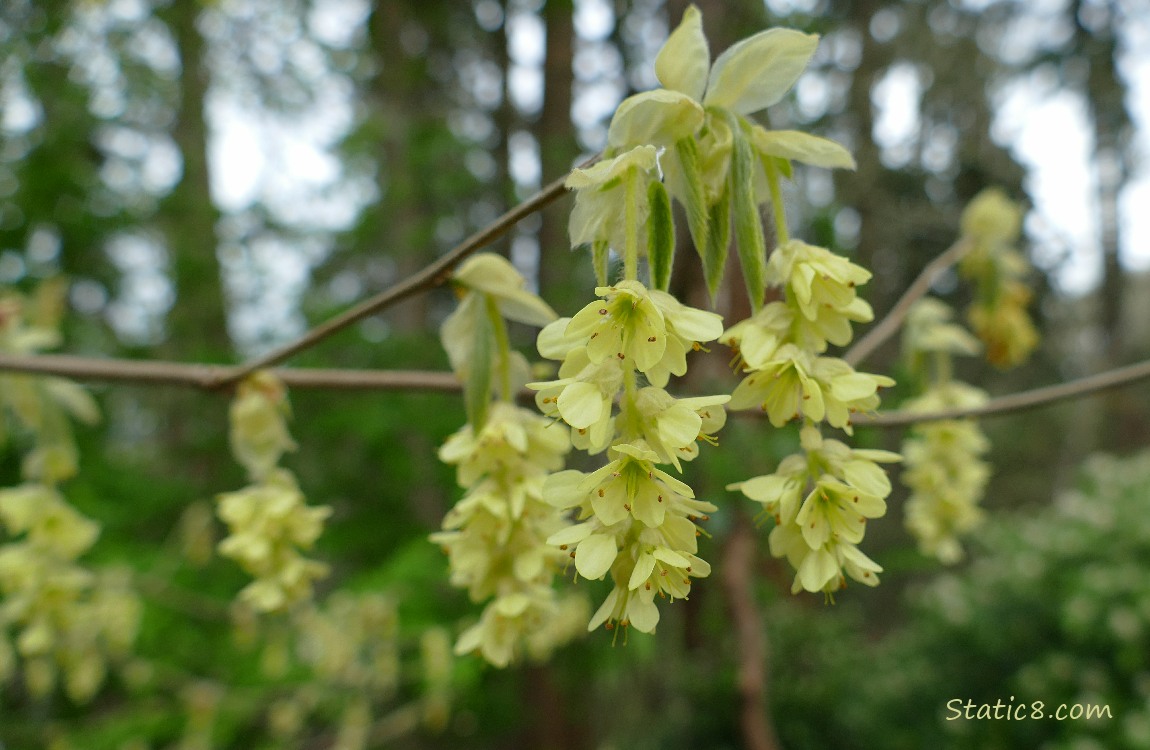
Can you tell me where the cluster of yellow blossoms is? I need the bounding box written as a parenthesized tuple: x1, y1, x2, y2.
(531, 277, 727, 633)
(217, 372, 331, 612)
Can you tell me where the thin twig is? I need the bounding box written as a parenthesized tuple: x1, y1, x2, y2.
(843, 238, 971, 367)
(0, 353, 462, 392)
(856, 358, 1150, 427)
(210, 155, 599, 389)
(5, 353, 1150, 427)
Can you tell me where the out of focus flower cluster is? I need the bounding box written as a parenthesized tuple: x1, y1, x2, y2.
(435, 254, 587, 666)
(0, 484, 140, 703)
(958, 188, 1039, 368)
(0, 282, 141, 704)
(900, 299, 991, 563)
(218, 372, 331, 613)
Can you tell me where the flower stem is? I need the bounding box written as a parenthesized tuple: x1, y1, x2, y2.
(764, 158, 789, 248)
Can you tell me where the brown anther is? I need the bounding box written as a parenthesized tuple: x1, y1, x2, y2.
(660, 569, 668, 576)
(599, 308, 608, 315)
(645, 582, 651, 591)
(559, 544, 568, 550)
(683, 578, 690, 585)
(657, 495, 663, 503)
(852, 496, 859, 503)
(692, 342, 702, 351)
(617, 352, 626, 360)
(648, 336, 656, 342)
(605, 622, 614, 630)
(578, 428, 587, 435)
(598, 488, 605, 497)
(570, 551, 576, 558)
(685, 566, 692, 572)
(624, 503, 631, 511)
(803, 394, 811, 400)
(863, 571, 871, 578)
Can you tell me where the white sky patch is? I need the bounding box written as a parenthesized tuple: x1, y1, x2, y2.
(994, 79, 1099, 294)
(871, 62, 921, 169)
(209, 101, 263, 211)
(574, 0, 614, 42)
(307, 0, 369, 49)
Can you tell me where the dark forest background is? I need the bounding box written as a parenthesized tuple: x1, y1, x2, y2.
(1, 0, 1149, 748)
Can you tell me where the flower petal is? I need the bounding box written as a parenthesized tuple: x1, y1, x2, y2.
(556, 381, 604, 429)
(703, 28, 819, 115)
(607, 91, 705, 149)
(750, 128, 856, 170)
(627, 590, 661, 632)
(654, 5, 709, 101)
(575, 533, 618, 580)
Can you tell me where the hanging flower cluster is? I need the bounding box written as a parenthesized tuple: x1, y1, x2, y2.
(732, 426, 899, 593)
(899, 298, 992, 564)
(217, 371, 332, 613)
(958, 188, 1039, 368)
(531, 105, 731, 630)
(0, 282, 140, 703)
(533, 4, 898, 608)
(531, 279, 727, 633)
(599, 6, 902, 595)
(434, 253, 588, 667)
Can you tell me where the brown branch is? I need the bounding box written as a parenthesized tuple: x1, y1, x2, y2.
(5, 352, 1150, 428)
(0, 353, 463, 392)
(843, 238, 971, 368)
(721, 513, 781, 750)
(209, 155, 599, 390)
(856, 357, 1150, 427)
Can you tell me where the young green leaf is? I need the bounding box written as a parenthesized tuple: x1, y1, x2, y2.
(703, 185, 731, 302)
(675, 137, 709, 261)
(465, 298, 493, 429)
(729, 121, 767, 310)
(647, 180, 675, 291)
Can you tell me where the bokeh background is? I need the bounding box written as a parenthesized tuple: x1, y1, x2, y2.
(1, 0, 1149, 748)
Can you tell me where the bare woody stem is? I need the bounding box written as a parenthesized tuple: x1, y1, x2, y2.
(0, 353, 461, 392)
(843, 238, 971, 368)
(208, 154, 599, 389)
(6, 353, 1150, 426)
(855, 357, 1150, 427)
